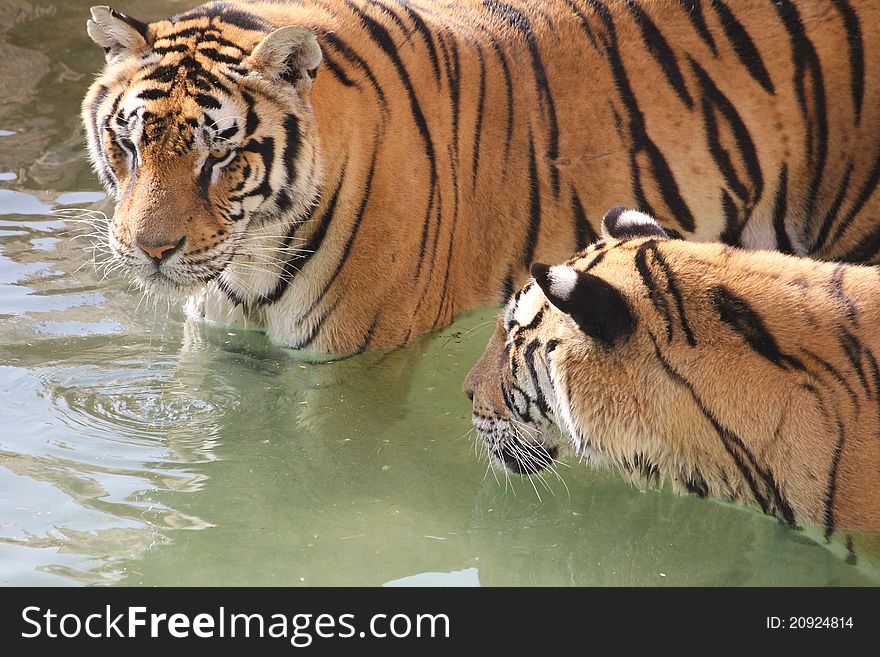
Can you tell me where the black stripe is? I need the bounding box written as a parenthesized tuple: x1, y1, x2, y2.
(320, 49, 358, 87)
(866, 348, 880, 401)
(274, 114, 302, 213)
(688, 56, 763, 207)
(770, 164, 793, 254)
(587, 0, 696, 233)
(343, 2, 437, 279)
(810, 163, 852, 253)
(718, 189, 741, 245)
(201, 34, 249, 53)
(137, 88, 170, 101)
(831, 0, 864, 125)
(570, 188, 598, 250)
(815, 390, 845, 539)
(679, 0, 717, 55)
(523, 339, 553, 418)
(194, 93, 222, 110)
(439, 33, 461, 149)
(176, 5, 271, 32)
(162, 26, 217, 40)
(635, 240, 696, 346)
(89, 85, 110, 132)
(153, 44, 189, 54)
(198, 47, 241, 65)
(371, 0, 412, 37)
(563, 0, 600, 50)
(839, 216, 880, 263)
(651, 334, 796, 525)
(397, 0, 442, 83)
(828, 142, 880, 250)
(471, 44, 487, 191)
(217, 276, 249, 310)
(321, 33, 389, 112)
(684, 470, 709, 497)
(712, 285, 805, 370)
(258, 162, 348, 306)
(88, 86, 116, 193)
(355, 313, 382, 354)
(710, 0, 774, 94)
(522, 136, 542, 268)
(489, 39, 515, 161)
(837, 327, 870, 395)
(584, 249, 606, 272)
(290, 295, 344, 350)
(830, 263, 858, 324)
(799, 348, 860, 410)
(635, 244, 674, 342)
(430, 93, 464, 329)
(626, 0, 694, 108)
(775, 0, 828, 222)
(242, 91, 259, 137)
(483, 0, 560, 197)
(143, 64, 178, 83)
(302, 140, 380, 320)
(501, 272, 515, 302)
(236, 137, 275, 203)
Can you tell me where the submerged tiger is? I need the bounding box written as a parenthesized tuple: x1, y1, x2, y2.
(464, 206, 880, 534)
(83, 0, 880, 352)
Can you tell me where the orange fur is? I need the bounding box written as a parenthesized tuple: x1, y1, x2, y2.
(466, 208, 880, 533)
(84, 1, 880, 350)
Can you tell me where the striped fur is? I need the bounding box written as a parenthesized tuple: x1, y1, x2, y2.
(465, 207, 880, 534)
(83, 0, 880, 351)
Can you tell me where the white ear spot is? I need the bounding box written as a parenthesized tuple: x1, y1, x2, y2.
(619, 209, 655, 228)
(601, 205, 667, 240)
(547, 265, 577, 301)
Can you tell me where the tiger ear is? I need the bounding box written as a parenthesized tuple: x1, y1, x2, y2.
(87, 6, 150, 62)
(248, 26, 323, 85)
(601, 205, 678, 240)
(531, 262, 636, 347)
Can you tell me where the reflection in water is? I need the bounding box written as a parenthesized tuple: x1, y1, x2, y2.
(0, 0, 878, 587)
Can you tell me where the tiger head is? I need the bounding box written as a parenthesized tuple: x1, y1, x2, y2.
(81, 5, 323, 294)
(464, 206, 685, 481)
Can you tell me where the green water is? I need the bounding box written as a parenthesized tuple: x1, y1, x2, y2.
(0, 0, 876, 586)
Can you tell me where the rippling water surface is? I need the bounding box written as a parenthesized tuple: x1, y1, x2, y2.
(0, 0, 877, 586)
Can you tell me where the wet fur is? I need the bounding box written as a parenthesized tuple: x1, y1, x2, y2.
(466, 208, 880, 535)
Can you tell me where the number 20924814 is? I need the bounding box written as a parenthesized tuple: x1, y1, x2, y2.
(766, 617, 854, 629)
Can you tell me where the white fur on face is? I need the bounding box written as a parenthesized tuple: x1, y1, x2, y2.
(512, 283, 545, 330)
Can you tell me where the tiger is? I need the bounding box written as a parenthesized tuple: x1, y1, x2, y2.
(464, 205, 880, 540)
(82, 0, 880, 352)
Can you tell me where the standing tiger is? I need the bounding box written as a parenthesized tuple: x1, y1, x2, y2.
(464, 206, 880, 534)
(83, 0, 880, 352)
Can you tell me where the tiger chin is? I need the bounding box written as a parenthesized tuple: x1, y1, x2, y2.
(466, 206, 880, 535)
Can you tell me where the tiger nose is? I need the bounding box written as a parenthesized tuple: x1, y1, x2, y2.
(136, 236, 186, 263)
